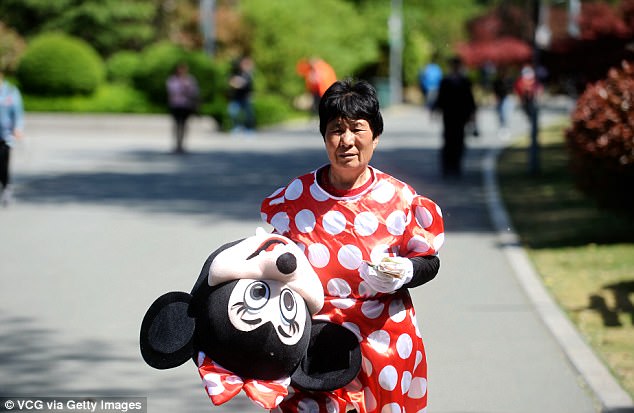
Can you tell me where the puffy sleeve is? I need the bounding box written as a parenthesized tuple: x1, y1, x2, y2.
(400, 194, 444, 258)
(260, 186, 290, 236)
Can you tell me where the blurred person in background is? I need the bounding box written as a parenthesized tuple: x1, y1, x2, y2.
(296, 57, 337, 114)
(433, 56, 476, 178)
(418, 54, 443, 111)
(228, 56, 256, 134)
(492, 66, 515, 139)
(514, 64, 542, 124)
(166, 62, 199, 154)
(0, 69, 24, 206)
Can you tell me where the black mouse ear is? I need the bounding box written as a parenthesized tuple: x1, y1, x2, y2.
(291, 320, 361, 391)
(140, 291, 196, 370)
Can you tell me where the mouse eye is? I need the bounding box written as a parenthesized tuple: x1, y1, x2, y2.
(244, 281, 270, 310)
(279, 288, 297, 323)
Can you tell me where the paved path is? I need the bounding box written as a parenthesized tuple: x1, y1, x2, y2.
(0, 100, 629, 412)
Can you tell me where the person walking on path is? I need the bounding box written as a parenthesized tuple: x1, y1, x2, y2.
(514, 64, 542, 125)
(166, 62, 199, 154)
(514, 64, 543, 174)
(261, 79, 444, 413)
(433, 56, 476, 178)
(492, 66, 515, 139)
(228, 56, 256, 134)
(296, 57, 337, 114)
(418, 55, 443, 111)
(0, 69, 24, 206)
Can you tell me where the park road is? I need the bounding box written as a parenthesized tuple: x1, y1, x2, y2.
(0, 101, 604, 412)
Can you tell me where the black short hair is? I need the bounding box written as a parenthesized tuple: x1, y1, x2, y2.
(319, 79, 383, 138)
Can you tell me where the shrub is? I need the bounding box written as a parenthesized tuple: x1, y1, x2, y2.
(16, 32, 104, 96)
(132, 42, 230, 122)
(106, 51, 141, 84)
(185, 50, 229, 121)
(132, 42, 186, 104)
(254, 94, 298, 127)
(565, 60, 634, 211)
(23, 83, 159, 113)
(0, 22, 26, 73)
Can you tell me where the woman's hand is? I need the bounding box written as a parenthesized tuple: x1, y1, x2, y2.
(359, 257, 413, 293)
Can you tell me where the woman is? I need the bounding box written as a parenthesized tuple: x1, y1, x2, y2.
(166, 62, 199, 153)
(261, 79, 444, 413)
(0, 69, 24, 206)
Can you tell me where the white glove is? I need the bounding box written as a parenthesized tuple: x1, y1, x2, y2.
(359, 257, 413, 293)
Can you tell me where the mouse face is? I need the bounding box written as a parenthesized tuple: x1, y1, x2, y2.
(195, 278, 312, 380)
(139, 229, 361, 409)
(228, 279, 308, 346)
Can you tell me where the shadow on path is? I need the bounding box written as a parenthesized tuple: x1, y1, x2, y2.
(15, 142, 498, 234)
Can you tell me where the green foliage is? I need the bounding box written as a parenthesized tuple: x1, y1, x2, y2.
(0, 0, 157, 56)
(0, 22, 26, 73)
(16, 32, 105, 96)
(403, 31, 433, 86)
(132, 42, 228, 120)
(187, 51, 230, 125)
(253, 94, 298, 128)
(565, 60, 634, 211)
(2, 0, 487, 115)
(239, 0, 381, 99)
(23, 83, 159, 113)
(106, 51, 141, 84)
(132, 42, 188, 104)
(403, 0, 485, 61)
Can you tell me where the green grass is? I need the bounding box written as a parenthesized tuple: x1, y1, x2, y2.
(497, 123, 634, 399)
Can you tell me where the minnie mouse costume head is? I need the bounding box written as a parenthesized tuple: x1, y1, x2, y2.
(140, 228, 361, 409)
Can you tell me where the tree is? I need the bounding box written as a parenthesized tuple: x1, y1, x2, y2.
(0, 22, 26, 73)
(0, 0, 157, 56)
(237, 0, 382, 100)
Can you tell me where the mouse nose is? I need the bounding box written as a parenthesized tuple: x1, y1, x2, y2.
(276, 253, 297, 275)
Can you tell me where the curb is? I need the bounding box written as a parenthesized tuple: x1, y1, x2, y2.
(482, 145, 634, 413)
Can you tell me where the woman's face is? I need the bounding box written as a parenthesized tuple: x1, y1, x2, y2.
(324, 117, 379, 174)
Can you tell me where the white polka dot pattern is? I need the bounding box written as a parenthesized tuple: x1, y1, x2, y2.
(323, 210, 347, 235)
(327, 278, 352, 297)
(260, 167, 444, 413)
(338, 244, 363, 270)
(270, 212, 289, 234)
(381, 402, 401, 413)
(371, 181, 396, 203)
(285, 179, 304, 200)
(367, 330, 390, 353)
(396, 334, 413, 359)
(408, 377, 427, 399)
(386, 210, 407, 235)
(378, 365, 398, 391)
(309, 182, 329, 202)
(354, 211, 379, 236)
(296, 209, 316, 233)
(307, 243, 330, 268)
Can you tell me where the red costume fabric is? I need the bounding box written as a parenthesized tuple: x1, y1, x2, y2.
(261, 166, 445, 413)
(197, 352, 291, 409)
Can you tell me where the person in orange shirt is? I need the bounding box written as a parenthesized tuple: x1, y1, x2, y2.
(296, 58, 337, 113)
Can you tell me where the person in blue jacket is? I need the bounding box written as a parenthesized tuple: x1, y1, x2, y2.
(0, 69, 24, 206)
(418, 55, 443, 110)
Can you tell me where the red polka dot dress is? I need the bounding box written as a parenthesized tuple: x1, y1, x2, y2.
(261, 166, 445, 413)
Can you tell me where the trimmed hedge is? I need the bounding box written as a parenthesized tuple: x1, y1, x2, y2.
(17, 32, 104, 96)
(132, 42, 230, 125)
(106, 51, 141, 84)
(565, 60, 634, 211)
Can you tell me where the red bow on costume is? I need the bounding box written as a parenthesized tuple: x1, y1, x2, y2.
(197, 352, 291, 409)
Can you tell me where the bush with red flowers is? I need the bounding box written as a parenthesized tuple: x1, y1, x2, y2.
(565, 60, 634, 211)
